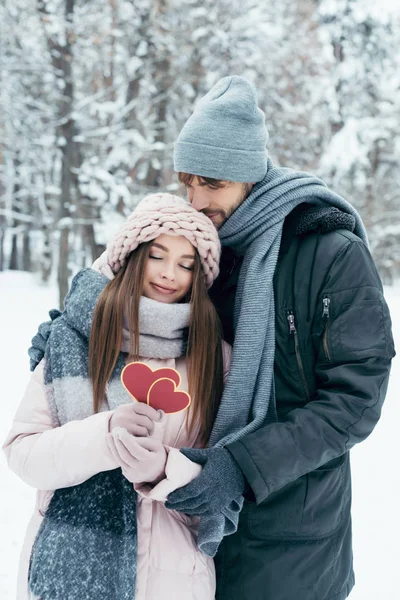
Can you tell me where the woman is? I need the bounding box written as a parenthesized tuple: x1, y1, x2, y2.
(3, 193, 231, 600)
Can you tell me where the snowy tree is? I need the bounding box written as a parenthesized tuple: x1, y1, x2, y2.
(318, 0, 400, 281)
(0, 1, 57, 275)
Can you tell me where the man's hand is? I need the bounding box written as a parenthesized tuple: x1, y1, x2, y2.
(107, 427, 167, 484)
(165, 447, 246, 516)
(28, 309, 62, 371)
(109, 402, 163, 437)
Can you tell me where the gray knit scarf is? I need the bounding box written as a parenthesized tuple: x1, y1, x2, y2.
(122, 295, 190, 359)
(194, 160, 368, 557)
(209, 158, 367, 447)
(28, 270, 189, 599)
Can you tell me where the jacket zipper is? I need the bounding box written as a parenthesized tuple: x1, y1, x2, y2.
(287, 311, 310, 401)
(322, 297, 331, 361)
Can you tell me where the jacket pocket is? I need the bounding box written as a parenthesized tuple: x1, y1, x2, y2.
(338, 300, 388, 356)
(318, 286, 395, 363)
(245, 453, 349, 541)
(299, 453, 348, 538)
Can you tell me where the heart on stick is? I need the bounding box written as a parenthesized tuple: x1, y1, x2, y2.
(148, 378, 191, 414)
(121, 362, 181, 402)
(120, 361, 190, 413)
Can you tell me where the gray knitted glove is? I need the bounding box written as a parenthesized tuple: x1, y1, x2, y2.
(28, 309, 62, 371)
(165, 447, 245, 516)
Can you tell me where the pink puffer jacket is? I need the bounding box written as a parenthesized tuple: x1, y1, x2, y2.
(3, 343, 231, 600)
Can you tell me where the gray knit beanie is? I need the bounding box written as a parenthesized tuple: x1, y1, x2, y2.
(174, 76, 269, 183)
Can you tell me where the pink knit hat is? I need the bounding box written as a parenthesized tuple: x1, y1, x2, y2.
(93, 193, 221, 287)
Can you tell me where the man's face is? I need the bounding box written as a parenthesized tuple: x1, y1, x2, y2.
(184, 177, 252, 229)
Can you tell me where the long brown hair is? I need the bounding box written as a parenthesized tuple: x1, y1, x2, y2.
(88, 240, 224, 446)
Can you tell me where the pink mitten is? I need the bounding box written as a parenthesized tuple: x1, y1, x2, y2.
(107, 427, 167, 484)
(109, 402, 162, 437)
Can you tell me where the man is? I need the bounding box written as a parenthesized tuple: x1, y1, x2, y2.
(29, 76, 395, 600)
(164, 76, 395, 600)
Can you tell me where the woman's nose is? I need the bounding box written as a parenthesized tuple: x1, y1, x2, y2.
(160, 263, 175, 280)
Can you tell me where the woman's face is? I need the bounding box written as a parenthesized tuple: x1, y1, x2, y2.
(142, 234, 196, 303)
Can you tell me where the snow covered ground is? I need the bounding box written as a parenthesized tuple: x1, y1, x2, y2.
(0, 270, 399, 599)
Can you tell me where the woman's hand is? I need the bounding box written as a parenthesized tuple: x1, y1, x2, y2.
(107, 427, 168, 484)
(109, 402, 162, 437)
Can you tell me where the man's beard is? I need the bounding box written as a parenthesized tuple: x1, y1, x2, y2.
(209, 186, 249, 229)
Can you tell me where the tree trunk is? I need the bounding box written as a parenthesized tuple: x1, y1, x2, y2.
(83, 221, 97, 262)
(58, 124, 73, 308)
(38, 0, 77, 307)
(58, 226, 70, 308)
(41, 227, 52, 282)
(9, 157, 22, 270)
(143, 0, 171, 190)
(22, 230, 32, 271)
(9, 233, 19, 270)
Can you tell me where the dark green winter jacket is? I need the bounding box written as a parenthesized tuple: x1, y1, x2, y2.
(209, 203, 395, 600)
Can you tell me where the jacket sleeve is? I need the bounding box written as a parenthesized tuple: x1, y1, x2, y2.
(227, 239, 395, 504)
(2, 361, 118, 490)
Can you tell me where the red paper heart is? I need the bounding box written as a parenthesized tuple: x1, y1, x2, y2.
(121, 362, 181, 403)
(147, 378, 191, 414)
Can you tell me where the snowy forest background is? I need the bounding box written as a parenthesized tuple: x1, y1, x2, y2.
(1, 2, 400, 597)
(1, 0, 400, 308)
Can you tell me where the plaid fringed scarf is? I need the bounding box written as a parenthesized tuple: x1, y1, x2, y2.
(28, 271, 137, 600)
